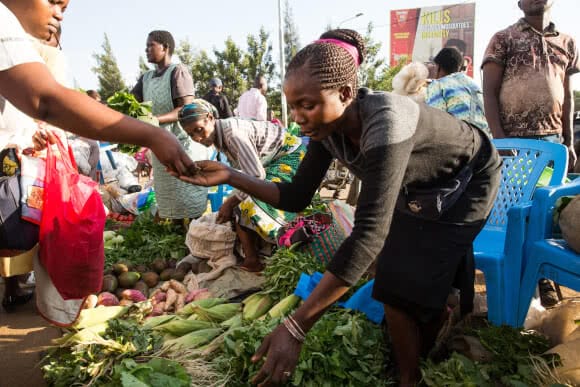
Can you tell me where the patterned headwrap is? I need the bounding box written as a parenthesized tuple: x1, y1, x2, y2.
(178, 99, 220, 123)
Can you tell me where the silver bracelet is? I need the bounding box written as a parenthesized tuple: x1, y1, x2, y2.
(283, 318, 305, 342)
(287, 315, 307, 338)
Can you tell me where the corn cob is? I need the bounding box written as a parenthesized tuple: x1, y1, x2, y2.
(194, 303, 241, 323)
(162, 327, 223, 350)
(73, 305, 128, 329)
(267, 294, 300, 318)
(142, 314, 176, 329)
(154, 319, 215, 336)
(178, 297, 227, 317)
(243, 294, 274, 321)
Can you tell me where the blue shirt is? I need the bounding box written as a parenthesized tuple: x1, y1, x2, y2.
(426, 72, 491, 137)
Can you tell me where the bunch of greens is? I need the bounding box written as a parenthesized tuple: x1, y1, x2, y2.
(104, 213, 188, 268)
(421, 325, 557, 387)
(216, 309, 391, 387)
(262, 247, 325, 302)
(103, 358, 191, 387)
(107, 92, 153, 119)
(42, 319, 164, 386)
(106, 92, 155, 154)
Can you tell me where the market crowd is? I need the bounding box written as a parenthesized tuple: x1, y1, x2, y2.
(0, 0, 578, 386)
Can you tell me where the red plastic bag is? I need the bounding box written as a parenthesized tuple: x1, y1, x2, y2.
(39, 135, 106, 299)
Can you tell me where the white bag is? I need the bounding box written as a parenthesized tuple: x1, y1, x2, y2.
(185, 213, 236, 259)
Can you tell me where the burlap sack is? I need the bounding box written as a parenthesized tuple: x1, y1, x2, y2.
(185, 213, 236, 259)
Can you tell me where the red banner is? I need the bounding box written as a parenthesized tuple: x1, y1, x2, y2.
(390, 3, 476, 77)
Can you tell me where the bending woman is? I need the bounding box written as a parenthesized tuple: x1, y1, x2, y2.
(178, 99, 306, 272)
(178, 29, 500, 386)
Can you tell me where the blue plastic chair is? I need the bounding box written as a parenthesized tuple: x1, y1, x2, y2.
(208, 183, 234, 212)
(96, 141, 118, 184)
(473, 139, 568, 326)
(516, 178, 580, 326)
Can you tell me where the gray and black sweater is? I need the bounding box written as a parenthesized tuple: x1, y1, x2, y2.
(276, 88, 496, 286)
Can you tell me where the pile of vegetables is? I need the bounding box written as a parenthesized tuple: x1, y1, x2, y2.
(421, 325, 560, 386)
(104, 213, 188, 268)
(42, 303, 191, 387)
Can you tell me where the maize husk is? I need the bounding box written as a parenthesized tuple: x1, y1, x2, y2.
(220, 313, 243, 329)
(242, 292, 264, 306)
(162, 327, 223, 350)
(267, 294, 300, 318)
(154, 318, 215, 336)
(178, 297, 227, 317)
(194, 303, 242, 323)
(243, 294, 274, 321)
(73, 305, 128, 329)
(142, 314, 176, 329)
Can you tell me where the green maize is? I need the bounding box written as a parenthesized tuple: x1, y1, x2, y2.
(177, 297, 227, 317)
(194, 303, 242, 323)
(267, 294, 300, 318)
(154, 319, 215, 336)
(162, 327, 223, 350)
(243, 294, 274, 321)
(142, 314, 176, 329)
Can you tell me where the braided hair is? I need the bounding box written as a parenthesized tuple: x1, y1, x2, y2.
(286, 29, 366, 92)
(148, 30, 175, 56)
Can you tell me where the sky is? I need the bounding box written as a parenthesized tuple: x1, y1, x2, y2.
(59, 0, 580, 90)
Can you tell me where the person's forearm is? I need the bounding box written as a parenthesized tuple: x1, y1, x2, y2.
(228, 168, 280, 205)
(292, 272, 350, 332)
(157, 107, 180, 125)
(562, 81, 574, 147)
(483, 94, 506, 138)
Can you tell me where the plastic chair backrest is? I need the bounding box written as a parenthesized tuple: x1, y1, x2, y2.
(487, 139, 568, 232)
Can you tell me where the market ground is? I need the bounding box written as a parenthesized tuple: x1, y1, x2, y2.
(1, 186, 578, 387)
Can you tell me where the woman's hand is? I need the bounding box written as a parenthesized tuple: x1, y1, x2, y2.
(176, 160, 231, 186)
(150, 131, 197, 177)
(217, 196, 239, 223)
(32, 128, 57, 151)
(251, 324, 302, 386)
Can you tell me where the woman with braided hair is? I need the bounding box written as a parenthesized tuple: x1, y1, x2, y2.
(178, 99, 306, 272)
(177, 28, 501, 386)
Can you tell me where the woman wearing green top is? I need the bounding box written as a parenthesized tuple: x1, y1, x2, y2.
(132, 30, 208, 221)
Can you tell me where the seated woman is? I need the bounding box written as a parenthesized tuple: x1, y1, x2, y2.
(178, 99, 306, 272)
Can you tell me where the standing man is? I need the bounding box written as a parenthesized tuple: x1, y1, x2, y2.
(482, 0, 580, 306)
(202, 78, 233, 118)
(237, 75, 268, 121)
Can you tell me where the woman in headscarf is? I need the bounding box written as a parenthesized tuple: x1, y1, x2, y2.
(178, 99, 306, 272)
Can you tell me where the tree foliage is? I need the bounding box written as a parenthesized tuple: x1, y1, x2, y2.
(283, 0, 300, 68)
(92, 34, 127, 100)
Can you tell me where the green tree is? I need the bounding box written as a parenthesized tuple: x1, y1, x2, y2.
(359, 22, 387, 91)
(214, 37, 247, 106)
(137, 55, 150, 78)
(245, 27, 276, 84)
(92, 34, 127, 101)
(284, 0, 300, 68)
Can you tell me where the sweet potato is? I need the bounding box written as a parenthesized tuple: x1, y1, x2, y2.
(165, 288, 177, 311)
(175, 293, 185, 312)
(169, 279, 187, 294)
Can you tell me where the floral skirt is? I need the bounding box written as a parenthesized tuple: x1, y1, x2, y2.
(237, 143, 307, 243)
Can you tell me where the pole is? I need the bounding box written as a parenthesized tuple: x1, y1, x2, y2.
(278, 0, 288, 127)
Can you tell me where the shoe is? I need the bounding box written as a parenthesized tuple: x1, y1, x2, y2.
(2, 292, 33, 312)
(538, 279, 559, 307)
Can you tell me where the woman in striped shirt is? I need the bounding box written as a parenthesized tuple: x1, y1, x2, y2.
(178, 99, 306, 272)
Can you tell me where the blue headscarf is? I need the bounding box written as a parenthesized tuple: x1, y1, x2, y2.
(178, 99, 219, 123)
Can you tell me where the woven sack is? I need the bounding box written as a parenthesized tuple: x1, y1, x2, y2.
(186, 213, 236, 259)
